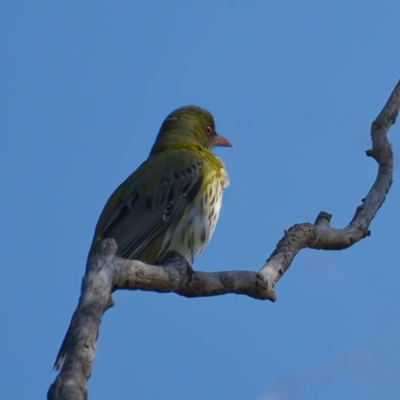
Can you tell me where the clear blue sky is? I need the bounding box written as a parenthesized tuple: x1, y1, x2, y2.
(1, 1, 399, 399)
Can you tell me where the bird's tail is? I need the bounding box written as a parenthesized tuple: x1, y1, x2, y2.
(53, 313, 76, 370)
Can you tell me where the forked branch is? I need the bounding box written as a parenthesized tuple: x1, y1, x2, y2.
(48, 80, 399, 400)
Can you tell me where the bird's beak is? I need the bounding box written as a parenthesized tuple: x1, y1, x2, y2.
(213, 133, 233, 148)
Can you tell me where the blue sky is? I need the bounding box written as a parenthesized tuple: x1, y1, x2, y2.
(1, 1, 399, 399)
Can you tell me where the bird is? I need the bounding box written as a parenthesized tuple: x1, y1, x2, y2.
(90, 104, 232, 265)
(54, 105, 231, 371)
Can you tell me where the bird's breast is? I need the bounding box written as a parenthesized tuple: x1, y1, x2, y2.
(162, 167, 228, 264)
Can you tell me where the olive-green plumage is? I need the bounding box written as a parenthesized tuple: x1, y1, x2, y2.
(54, 106, 231, 372)
(91, 105, 231, 265)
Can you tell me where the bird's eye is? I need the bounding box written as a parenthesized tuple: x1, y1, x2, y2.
(205, 126, 213, 137)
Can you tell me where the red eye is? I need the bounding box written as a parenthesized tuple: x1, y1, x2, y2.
(205, 126, 213, 136)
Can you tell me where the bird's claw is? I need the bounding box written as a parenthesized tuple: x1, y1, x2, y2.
(158, 251, 194, 280)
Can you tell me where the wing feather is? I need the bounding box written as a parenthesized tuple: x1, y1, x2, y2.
(92, 150, 204, 262)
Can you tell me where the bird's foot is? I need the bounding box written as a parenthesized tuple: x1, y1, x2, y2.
(158, 251, 194, 280)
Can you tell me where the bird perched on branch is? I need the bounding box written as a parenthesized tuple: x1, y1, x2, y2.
(53, 105, 231, 372)
(92, 105, 231, 265)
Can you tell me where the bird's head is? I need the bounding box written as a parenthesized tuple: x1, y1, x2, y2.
(150, 105, 232, 155)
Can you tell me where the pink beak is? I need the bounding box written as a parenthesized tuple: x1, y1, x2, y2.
(213, 133, 233, 148)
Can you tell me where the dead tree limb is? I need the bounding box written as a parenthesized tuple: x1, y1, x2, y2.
(48, 79, 399, 400)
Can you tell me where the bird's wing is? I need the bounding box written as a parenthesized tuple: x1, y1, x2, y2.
(92, 150, 204, 261)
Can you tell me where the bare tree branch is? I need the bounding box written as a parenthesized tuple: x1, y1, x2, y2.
(48, 80, 399, 400)
(260, 79, 398, 291)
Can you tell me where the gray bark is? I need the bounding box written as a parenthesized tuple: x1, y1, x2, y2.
(48, 79, 400, 400)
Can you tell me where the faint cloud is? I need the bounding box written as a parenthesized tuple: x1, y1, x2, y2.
(302, 251, 349, 287)
(257, 309, 400, 400)
(261, 395, 285, 400)
(258, 346, 373, 400)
